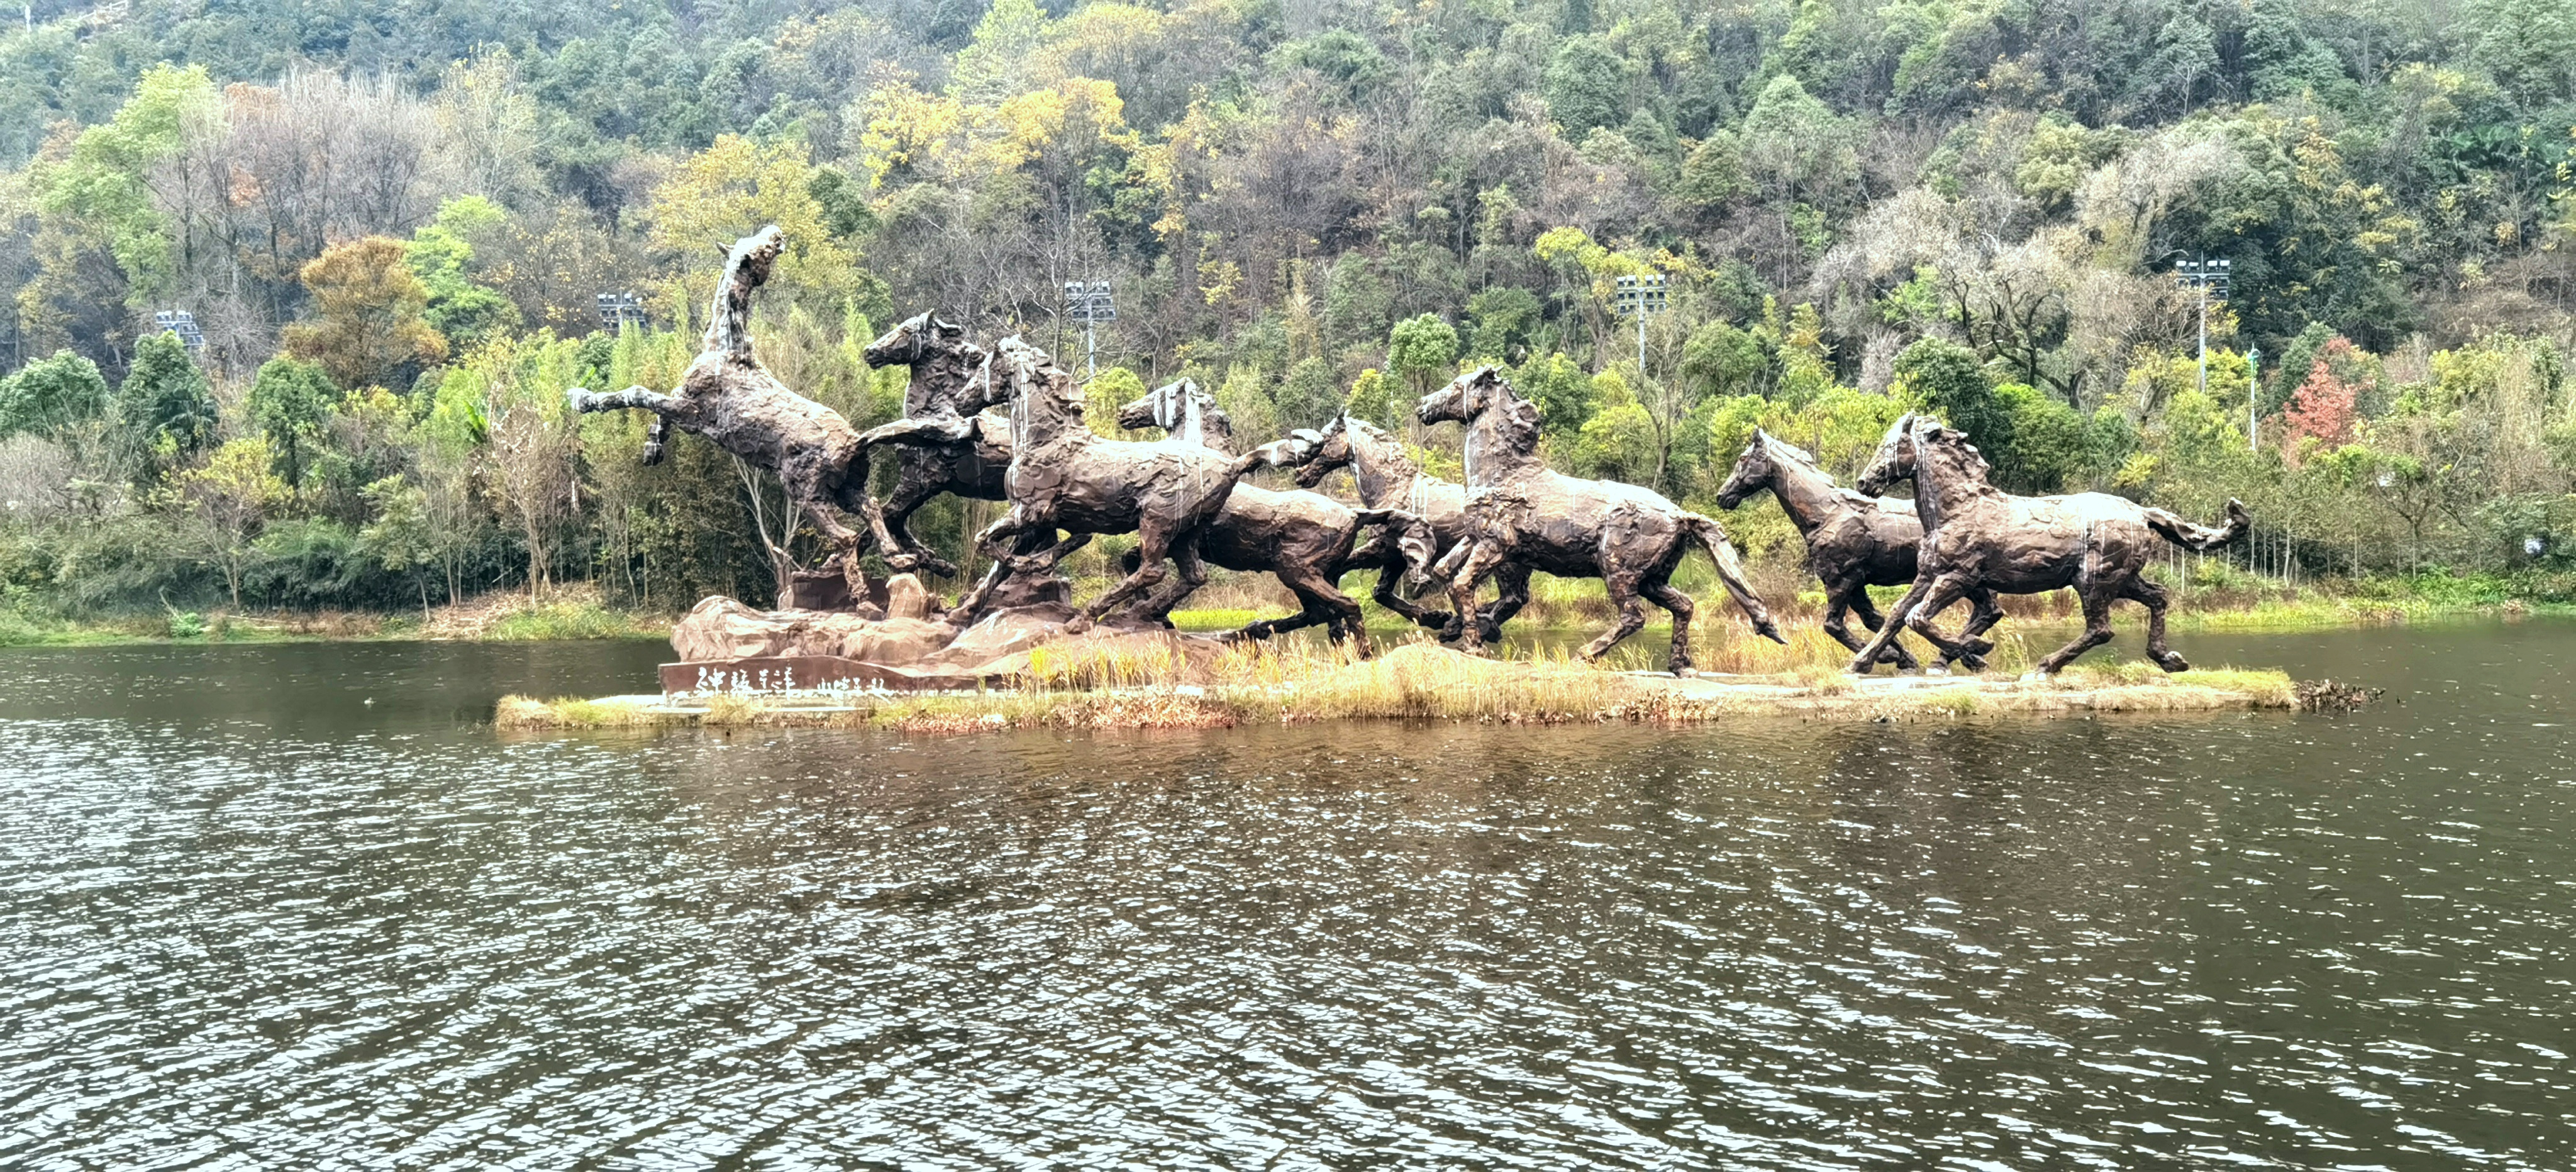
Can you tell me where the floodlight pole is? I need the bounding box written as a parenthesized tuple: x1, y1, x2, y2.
(2177, 257, 2230, 401)
(2247, 346, 2260, 453)
(1616, 273, 1665, 377)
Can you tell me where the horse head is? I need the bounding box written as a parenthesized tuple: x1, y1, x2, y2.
(1416, 366, 1541, 458)
(1116, 378, 1236, 449)
(862, 310, 969, 371)
(1855, 413, 1923, 497)
(1715, 428, 1779, 509)
(1414, 365, 1506, 426)
(1292, 414, 1355, 488)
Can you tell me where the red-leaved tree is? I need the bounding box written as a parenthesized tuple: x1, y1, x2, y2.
(2282, 338, 2363, 457)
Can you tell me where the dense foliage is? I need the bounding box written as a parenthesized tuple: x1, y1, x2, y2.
(1, 0, 2572, 617)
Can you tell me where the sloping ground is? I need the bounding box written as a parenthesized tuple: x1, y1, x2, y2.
(496, 644, 2296, 734)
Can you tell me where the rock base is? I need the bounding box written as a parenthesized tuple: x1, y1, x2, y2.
(663, 587, 1235, 695)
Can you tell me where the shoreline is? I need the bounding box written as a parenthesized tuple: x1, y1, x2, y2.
(6, 574, 2567, 650)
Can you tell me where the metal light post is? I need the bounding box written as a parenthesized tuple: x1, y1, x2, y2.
(2175, 257, 2231, 399)
(1063, 280, 1114, 380)
(1614, 273, 1667, 373)
(596, 292, 647, 332)
(2246, 345, 2260, 453)
(152, 310, 204, 356)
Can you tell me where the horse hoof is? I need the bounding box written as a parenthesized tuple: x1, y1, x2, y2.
(1755, 619, 1787, 644)
(1957, 654, 1988, 672)
(2159, 655, 2190, 673)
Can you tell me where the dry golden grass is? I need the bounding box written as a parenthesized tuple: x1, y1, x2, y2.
(496, 626, 2296, 734)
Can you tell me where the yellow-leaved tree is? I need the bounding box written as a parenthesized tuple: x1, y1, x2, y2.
(648, 136, 866, 315)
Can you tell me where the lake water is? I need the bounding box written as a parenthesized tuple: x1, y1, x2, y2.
(1, 623, 2569, 1168)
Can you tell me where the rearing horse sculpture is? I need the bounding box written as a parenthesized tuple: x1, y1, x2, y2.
(856, 312, 1007, 576)
(862, 340, 1299, 631)
(1848, 413, 2249, 675)
(1113, 380, 1429, 655)
(1714, 428, 2002, 670)
(566, 226, 874, 594)
(1415, 367, 1784, 672)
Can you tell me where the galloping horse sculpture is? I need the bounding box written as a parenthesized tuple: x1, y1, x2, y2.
(1285, 413, 1499, 637)
(1415, 367, 1784, 672)
(1113, 381, 1427, 655)
(1714, 428, 2002, 670)
(566, 226, 874, 594)
(854, 312, 1008, 576)
(863, 340, 1298, 631)
(1848, 413, 2249, 674)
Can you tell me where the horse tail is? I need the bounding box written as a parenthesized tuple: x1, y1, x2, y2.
(1683, 513, 1785, 644)
(2146, 497, 2250, 552)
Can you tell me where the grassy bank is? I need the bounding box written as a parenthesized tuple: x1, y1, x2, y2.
(496, 636, 2297, 734)
(0, 590, 668, 648)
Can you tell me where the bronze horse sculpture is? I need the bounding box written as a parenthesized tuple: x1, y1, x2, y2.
(566, 226, 875, 594)
(1113, 380, 1429, 655)
(1415, 367, 1784, 672)
(854, 312, 1009, 576)
(1714, 428, 2002, 670)
(862, 340, 1299, 631)
(1283, 412, 1506, 638)
(1848, 413, 2249, 675)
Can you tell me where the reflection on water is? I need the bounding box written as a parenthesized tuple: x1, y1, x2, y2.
(1, 626, 2571, 1168)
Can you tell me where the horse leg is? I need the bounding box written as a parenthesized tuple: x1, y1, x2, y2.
(1136, 538, 1209, 624)
(1074, 522, 1175, 633)
(1837, 585, 1921, 672)
(1579, 573, 1652, 665)
(1848, 578, 1935, 673)
(1444, 541, 1511, 656)
(1641, 577, 1697, 676)
(2036, 586, 2118, 675)
(950, 509, 1042, 617)
(2123, 575, 2189, 672)
(566, 385, 680, 465)
(1896, 575, 1986, 669)
(791, 489, 871, 603)
(1937, 587, 2007, 672)
(1479, 563, 1532, 644)
(1269, 563, 1371, 658)
(866, 473, 948, 577)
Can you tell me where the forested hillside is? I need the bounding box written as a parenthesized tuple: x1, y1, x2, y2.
(1, 0, 2572, 621)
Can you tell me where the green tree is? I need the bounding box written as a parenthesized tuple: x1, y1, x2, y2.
(114, 331, 218, 486)
(247, 357, 338, 488)
(1544, 37, 1629, 136)
(1387, 314, 1461, 401)
(1894, 337, 2009, 458)
(0, 350, 109, 440)
(175, 436, 291, 608)
(406, 197, 521, 350)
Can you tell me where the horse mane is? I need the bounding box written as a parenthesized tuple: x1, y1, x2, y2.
(1757, 429, 1820, 469)
(1916, 420, 1999, 490)
(1482, 371, 1543, 454)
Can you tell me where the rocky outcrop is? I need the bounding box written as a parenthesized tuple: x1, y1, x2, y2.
(670, 595, 950, 665)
